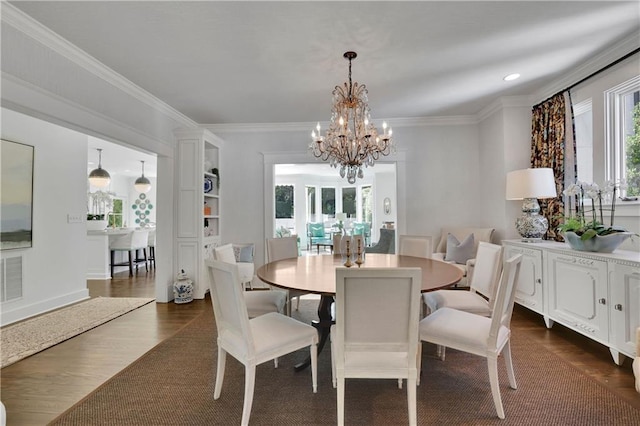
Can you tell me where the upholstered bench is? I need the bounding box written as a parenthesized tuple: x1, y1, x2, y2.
(432, 227, 495, 287)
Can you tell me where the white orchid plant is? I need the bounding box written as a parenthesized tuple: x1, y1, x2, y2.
(558, 179, 632, 240)
(87, 190, 115, 220)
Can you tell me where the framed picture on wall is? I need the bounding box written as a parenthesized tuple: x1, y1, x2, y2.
(1, 139, 34, 250)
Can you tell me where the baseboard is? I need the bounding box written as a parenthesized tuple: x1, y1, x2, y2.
(0, 289, 90, 326)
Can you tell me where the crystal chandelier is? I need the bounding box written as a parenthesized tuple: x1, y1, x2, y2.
(309, 51, 395, 184)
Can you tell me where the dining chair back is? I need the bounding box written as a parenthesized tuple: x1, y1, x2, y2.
(206, 259, 318, 426)
(468, 242, 503, 303)
(398, 235, 433, 258)
(213, 243, 286, 317)
(266, 235, 305, 315)
(418, 254, 522, 419)
(332, 267, 422, 426)
(266, 235, 298, 261)
(423, 242, 503, 319)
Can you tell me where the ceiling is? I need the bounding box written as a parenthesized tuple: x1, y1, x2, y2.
(9, 1, 640, 127)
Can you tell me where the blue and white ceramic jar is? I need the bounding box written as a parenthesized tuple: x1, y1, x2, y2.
(173, 270, 194, 304)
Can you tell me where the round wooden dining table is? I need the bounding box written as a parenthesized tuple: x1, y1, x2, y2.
(256, 253, 463, 371)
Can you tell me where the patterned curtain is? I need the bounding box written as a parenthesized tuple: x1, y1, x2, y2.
(530, 92, 576, 241)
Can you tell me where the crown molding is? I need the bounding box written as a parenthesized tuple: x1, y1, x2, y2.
(1, 3, 197, 129)
(476, 96, 534, 122)
(532, 32, 640, 104)
(2, 72, 175, 154)
(204, 115, 479, 134)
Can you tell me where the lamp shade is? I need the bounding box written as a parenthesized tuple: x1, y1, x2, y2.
(134, 160, 152, 193)
(506, 168, 557, 200)
(88, 168, 111, 188)
(135, 176, 151, 193)
(336, 212, 347, 221)
(88, 148, 111, 188)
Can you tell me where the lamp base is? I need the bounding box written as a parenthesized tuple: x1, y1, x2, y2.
(515, 198, 548, 242)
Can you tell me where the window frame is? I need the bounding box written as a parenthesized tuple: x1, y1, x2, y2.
(605, 74, 640, 196)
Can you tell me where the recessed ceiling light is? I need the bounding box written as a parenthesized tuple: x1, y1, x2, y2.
(504, 73, 520, 81)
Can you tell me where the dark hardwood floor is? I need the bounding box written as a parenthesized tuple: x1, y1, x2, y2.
(1, 270, 207, 425)
(1, 269, 638, 425)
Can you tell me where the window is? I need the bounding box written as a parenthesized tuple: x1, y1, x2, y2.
(361, 185, 373, 223)
(321, 187, 335, 216)
(306, 186, 316, 222)
(108, 198, 124, 228)
(275, 185, 294, 218)
(342, 187, 356, 217)
(606, 75, 640, 196)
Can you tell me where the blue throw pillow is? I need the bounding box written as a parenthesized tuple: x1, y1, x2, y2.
(310, 224, 325, 237)
(238, 245, 254, 263)
(444, 233, 475, 264)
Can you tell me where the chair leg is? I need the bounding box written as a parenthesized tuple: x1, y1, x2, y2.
(310, 341, 318, 393)
(330, 334, 337, 389)
(214, 347, 227, 399)
(398, 378, 402, 389)
(487, 355, 505, 419)
(407, 377, 417, 426)
(337, 373, 345, 426)
(503, 341, 517, 389)
(143, 248, 148, 271)
(437, 345, 446, 361)
(416, 342, 422, 386)
(110, 250, 115, 278)
(127, 251, 134, 276)
(295, 295, 300, 311)
(241, 365, 256, 426)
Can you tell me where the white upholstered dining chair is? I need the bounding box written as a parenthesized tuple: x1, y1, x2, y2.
(418, 254, 522, 419)
(213, 243, 287, 317)
(265, 236, 310, 315)
(423, 242, 503, 317)
(205, 259, 318, 426)
(331, 267, 422, 426)
(423, 242, 503, 359)
(398, 235, 433, 259)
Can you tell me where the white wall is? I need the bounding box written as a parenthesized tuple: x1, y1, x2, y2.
(478, 101, 533, 243)
(1, 108, 89, 325)
(212, 120, 486, 264)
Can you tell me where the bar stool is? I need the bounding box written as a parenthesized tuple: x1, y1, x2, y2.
(147, 229, 156, 269)
(110, 230, 149, 277)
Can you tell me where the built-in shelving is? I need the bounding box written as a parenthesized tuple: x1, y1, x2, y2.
(175, 128, 223, 299)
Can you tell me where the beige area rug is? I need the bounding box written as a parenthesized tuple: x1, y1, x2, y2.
(1, 297, 154, 368)
(51, 298, 640, 425)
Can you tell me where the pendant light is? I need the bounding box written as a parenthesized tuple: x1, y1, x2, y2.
(88, 148, 111, 188)
(134, 160, 152, 193)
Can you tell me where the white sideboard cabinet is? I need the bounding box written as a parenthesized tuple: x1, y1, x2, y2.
(503, 239, 640, 365)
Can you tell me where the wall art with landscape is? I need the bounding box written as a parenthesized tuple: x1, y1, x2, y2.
(1, 139, 34, 250)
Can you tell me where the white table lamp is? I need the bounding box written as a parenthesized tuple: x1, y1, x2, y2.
(506, 168, 557, 242)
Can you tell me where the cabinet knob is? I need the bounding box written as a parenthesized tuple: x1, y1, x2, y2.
(598, 298, 606, 305)
(536, 278, 542, 284)
(615, 304, 623, 311)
